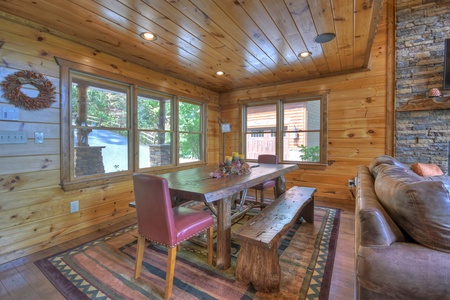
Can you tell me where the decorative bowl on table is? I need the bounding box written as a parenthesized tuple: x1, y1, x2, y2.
(210, 160, 252, 178)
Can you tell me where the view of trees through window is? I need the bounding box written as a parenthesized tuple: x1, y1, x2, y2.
(69, 71, 204, 179)
(137, 91, 172, 169)
(71, 74, 130, 176)
(178, 101, 202, 162)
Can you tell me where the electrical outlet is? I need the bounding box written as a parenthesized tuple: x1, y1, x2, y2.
(35, 132, 44, 143)
(70, 200, 79, 213)
(348, 179, 355, 188)
(0, 130, 27, 144)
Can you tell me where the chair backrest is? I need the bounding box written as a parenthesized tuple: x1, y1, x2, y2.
(258, 154, 278, 164)
(132, 173, 176, 246)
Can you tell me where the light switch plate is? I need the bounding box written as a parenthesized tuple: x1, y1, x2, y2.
(0, 130, 27, 144)
(0, 106, 19, 120)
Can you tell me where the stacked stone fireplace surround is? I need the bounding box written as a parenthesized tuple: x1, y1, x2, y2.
(395, 1, 450, 174)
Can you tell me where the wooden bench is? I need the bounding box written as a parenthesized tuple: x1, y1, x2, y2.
(232, 186, 316, 293)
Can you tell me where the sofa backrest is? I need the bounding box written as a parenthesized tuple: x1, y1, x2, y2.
(368, 155, 408, 174)
(373, 162, 450, 253)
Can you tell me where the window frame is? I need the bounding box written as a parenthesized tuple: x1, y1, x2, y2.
(57, 58, 207, 191)
(242, 93, 328, 168)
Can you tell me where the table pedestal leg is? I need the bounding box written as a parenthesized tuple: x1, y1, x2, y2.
(274, 175, 287, 198)
(215, 195, 232, 269)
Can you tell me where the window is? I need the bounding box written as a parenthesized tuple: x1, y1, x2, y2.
(71, 72, 131, 176)
(58, 58, 206, 190)
(243, 95, 327, 165)
(178, 99, 204, 163)
(137, 90, 173, 169)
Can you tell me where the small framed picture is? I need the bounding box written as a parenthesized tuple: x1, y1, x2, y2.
(221, 123, 231, 133)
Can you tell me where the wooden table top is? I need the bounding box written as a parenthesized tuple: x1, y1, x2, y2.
(157, 163, 298, 203)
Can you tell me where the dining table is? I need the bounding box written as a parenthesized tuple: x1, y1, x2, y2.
(156, 162, 298, 270)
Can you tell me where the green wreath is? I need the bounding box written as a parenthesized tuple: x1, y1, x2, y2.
(1, 70, 56, 110)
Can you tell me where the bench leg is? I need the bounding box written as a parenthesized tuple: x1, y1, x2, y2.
(235, 241, 281, 292)
(300, 196, 314, 223)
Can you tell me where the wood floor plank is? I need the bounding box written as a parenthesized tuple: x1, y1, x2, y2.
(15, 262, 64, 300)
(0, 262, 40, 300)
(0, 280, 14, 300)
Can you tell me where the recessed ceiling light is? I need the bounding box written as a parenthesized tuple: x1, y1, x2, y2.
(299, 51, 312, 58)
(140, 32, 157, 41)
(314, 33, 336, 44)
(216, 71, 225, 76)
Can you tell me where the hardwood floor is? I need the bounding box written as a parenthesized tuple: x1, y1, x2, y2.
(0, 198, 355, 300)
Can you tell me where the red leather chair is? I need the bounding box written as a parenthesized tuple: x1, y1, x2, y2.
(132, 173, 214, 300)
(251, 154, 278, 203)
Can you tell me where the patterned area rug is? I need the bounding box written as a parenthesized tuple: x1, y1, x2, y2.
(35, 204, 340, 300)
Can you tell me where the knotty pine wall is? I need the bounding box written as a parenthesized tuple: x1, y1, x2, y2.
(0, 16, 220, 263)
(0, 2, 394, 263)
(220, 1, 392, 203)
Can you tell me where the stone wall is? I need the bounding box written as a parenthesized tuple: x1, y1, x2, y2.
(149, 144, 171, 166)
(396, 0, 450, 174)
(74, 146, 106, 176)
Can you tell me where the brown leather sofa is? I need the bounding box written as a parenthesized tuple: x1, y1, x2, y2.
(355, 155, 450, 299)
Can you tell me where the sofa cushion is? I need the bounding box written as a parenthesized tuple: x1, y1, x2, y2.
(374, 166, 450, 253)
(411, 162, 444, 177)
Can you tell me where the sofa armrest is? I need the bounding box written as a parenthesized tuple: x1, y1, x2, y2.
(356, 166, 405, 247)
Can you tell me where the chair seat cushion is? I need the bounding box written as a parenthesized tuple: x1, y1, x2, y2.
(251, 179, 276, 190)
(173, 207, 214, 244)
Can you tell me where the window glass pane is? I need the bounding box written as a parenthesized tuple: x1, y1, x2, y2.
(284, 100, 320, 130)
(283, 100, 321, 162)
(139, 132, 172, 168)
(245, 132, 276, 160)
(179, 101, 201, 132)
(178, 100, 203, 164)
(137, 93, 171, 130)
(71, 72, 130, 180)
(73, 129, 129, 177)
(245, 104, 276, 159)
(71, 78, 127, 129)
(179, 133, 201, 163)
(284, 132, 321, 162)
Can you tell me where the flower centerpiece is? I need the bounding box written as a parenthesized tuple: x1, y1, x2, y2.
(210, 153, 251, 178)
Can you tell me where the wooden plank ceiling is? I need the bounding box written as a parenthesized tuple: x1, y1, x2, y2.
(0, 0, 383, 93)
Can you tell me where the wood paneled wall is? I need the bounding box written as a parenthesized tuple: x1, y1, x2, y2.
(0, 16, 219, 263)
(0, 0, 393, 263)
(220, 1, 392, 203)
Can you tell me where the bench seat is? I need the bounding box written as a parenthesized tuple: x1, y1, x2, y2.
(232, 186, 316, 292)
